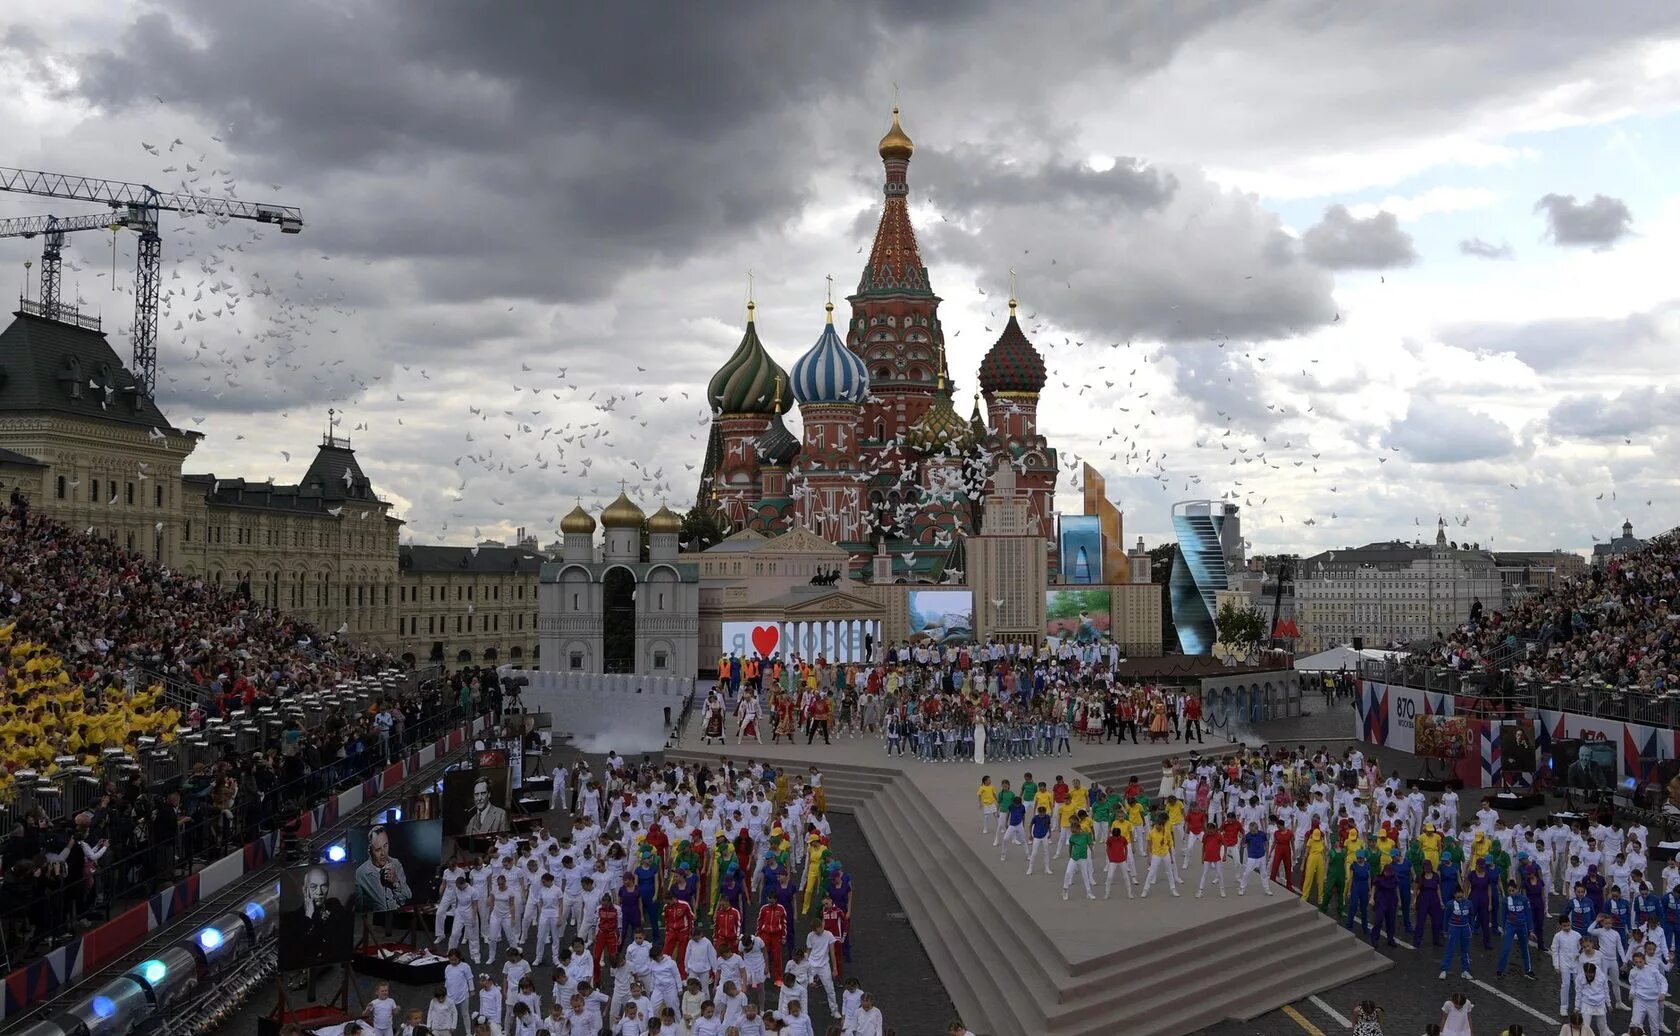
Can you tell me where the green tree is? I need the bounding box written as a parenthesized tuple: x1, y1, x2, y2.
(679, 508, 729, 553)
(1216, 599, 1268, 657)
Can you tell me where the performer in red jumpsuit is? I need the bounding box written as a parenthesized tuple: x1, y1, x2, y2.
(755, 899, 788, 982)
(713, 900, 741, 956)
(592, 898, 621, 985)
(1269, 817, 1295, 892)
(661, 896, 695, 976)
(820, 898, 847, 979)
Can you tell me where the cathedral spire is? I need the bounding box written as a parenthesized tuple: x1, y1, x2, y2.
(857, 105, 931, 298)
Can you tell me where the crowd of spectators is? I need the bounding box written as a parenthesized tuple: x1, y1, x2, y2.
(0, 495, 498, 970)
(1408, 527, 1679, 692)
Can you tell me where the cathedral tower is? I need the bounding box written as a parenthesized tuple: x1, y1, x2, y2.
(790, 300, 871, 544)
(847, 107, 946, 473)
(704, 300, 791, 529)
(979, 294, 1057, 538)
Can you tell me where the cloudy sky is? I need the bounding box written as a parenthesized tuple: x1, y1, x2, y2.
(4, 1, 1679, 557)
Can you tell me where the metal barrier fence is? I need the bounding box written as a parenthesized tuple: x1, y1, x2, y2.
(1357, 657, 1680, 727)
(0, 666, 442, 830)
(0, 698, 480, 974)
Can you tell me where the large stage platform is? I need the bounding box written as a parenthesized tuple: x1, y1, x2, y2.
(670, 727, 1390, 1036)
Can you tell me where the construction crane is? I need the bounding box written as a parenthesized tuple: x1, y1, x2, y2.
(0, 211, 138, 322)
(0, 167, 303, 395)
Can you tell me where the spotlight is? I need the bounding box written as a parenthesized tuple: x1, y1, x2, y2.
(197, 927, 223, 951)
(91, 996, 116, 1019)
(241, 901, 265, 923)
(325, 843, 347, 863)
(138, 959, 167, 984)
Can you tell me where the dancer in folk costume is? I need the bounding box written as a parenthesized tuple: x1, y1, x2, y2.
(702, 690, 726, 745)
(735, 690, 762, 744)
(772, 689, 798, 742)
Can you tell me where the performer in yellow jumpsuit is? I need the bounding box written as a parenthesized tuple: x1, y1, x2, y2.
(801, 831, 829, 914)
(1300, 823, 1329, 904)
(1418, 823, 1444, 869)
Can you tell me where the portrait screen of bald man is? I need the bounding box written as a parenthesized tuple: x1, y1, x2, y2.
(278, 862, 355, 970)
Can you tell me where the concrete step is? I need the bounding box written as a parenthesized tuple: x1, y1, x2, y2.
(868, 779, 1390, 1036)
(857, 786, 1040, 1036)
(1125, 943, 1390, 1036)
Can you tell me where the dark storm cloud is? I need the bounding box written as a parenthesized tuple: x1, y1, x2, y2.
(1386, 399, 1517, 463)
(1534, 192, 1634, 249)
(913, 149, 1335, 344)
(1547, 387, 1673, 440)
(1458, 237, 1513, 259)
(1300, 205, 1417, 270)
(1442, 301, 1678, 374)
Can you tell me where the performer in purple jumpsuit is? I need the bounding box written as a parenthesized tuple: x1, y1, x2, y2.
(1370, 862, 1400, 947)
(1469, 858, 1497, 949)
(1415, 862, 1445, 947)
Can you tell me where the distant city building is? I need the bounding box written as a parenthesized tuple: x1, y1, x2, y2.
(1295, 520, 1502, 652)
(539, 496, 700, 677)
(397, 543, 545, 666)
(1592, 520, 1645, 569)
(1493, 549, 1589, 608)
(1170, 500, 1242, 655)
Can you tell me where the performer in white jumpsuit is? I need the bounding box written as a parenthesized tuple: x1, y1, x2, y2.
(446, 876, 483, 963)
(523, 872, 566, 967)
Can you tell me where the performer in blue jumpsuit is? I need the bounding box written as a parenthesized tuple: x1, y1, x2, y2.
(1438, 856, 1461, 909)
(1370, 862, 1400, 947)
(1495, 878, 1535, 977)
(1663, 883, 1680, 958)
(1440, 885, 1475, 979)
(1469, 858, 1497, 949)
(1606, 885, 1633, 932)
(1568, 882, 1597, 936)
(1393, 850, 1415, 937)
(1633, 880, 1661, 930)
(635, 854, 661, 941)
(1415, 862, 1445, 947)
(1346, 853, 1372, 936)
(1582, 864, 1606, 916)
(1520, 855, 1548, 951)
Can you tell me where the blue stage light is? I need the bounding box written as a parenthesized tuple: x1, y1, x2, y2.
(138, 959, 167, 984)
(325, 843, 347, 863)
(91, 996, 116, 1018)
(197, 927, 223, 950)
(242, 901, 265, 923)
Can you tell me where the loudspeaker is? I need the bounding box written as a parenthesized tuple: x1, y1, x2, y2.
(1353, 637, 1364, 651)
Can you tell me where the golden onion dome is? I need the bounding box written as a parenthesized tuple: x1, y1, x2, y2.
(906, 389, 975, 455)
(647, 505, 682, 535)
(600, 491, 646, 529)
(560, 504, 596, 535)
(878, 106, 913, 161)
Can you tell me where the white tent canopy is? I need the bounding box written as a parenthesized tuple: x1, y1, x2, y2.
(1294, 645, 1362, 671)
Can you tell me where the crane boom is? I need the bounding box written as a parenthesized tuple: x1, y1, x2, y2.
(0, 168, 302, 231)
(0, 213, 125, 238)
(0, 166, 303, 394)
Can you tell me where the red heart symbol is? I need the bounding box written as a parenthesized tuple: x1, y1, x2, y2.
(751, 625, 779, 657)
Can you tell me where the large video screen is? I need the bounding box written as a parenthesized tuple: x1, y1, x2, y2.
(1046, 588, 1112, 646)
(441, 767, 511, 837)
(907, 590, 973, 646)
(343, 819, 444, 912)
(278, 863, 356, 971)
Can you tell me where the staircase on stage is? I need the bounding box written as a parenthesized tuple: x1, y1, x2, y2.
(668, 725, 1391, 1036)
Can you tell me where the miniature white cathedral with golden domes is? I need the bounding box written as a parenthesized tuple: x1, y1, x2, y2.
(536, 491, 700, 677)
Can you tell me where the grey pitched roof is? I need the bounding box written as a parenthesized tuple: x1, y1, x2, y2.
(0, 447, 45, 467)
(0, 311, 182, 433)
(183, 473, 399, 520)
(300, 441, 377, 501)
(400, 544, 547, 574)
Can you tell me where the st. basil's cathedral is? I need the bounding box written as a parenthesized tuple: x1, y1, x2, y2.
(697, 107, 1059, 582)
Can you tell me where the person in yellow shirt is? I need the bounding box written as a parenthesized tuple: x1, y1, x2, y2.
(977, 776, 998, 835)
(1141, 816, 1181, 897)
(1068, 779, 1089, 812)
(1053, 799, 1080, 858)
(1418, 823, 1444, 869)
(1166, 797, 1187, 846)
(1033, 785, 1054, 826)
(1300, 822, 1329, 904)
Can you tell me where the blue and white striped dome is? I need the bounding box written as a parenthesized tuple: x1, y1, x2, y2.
(790, 304, 870, 405)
